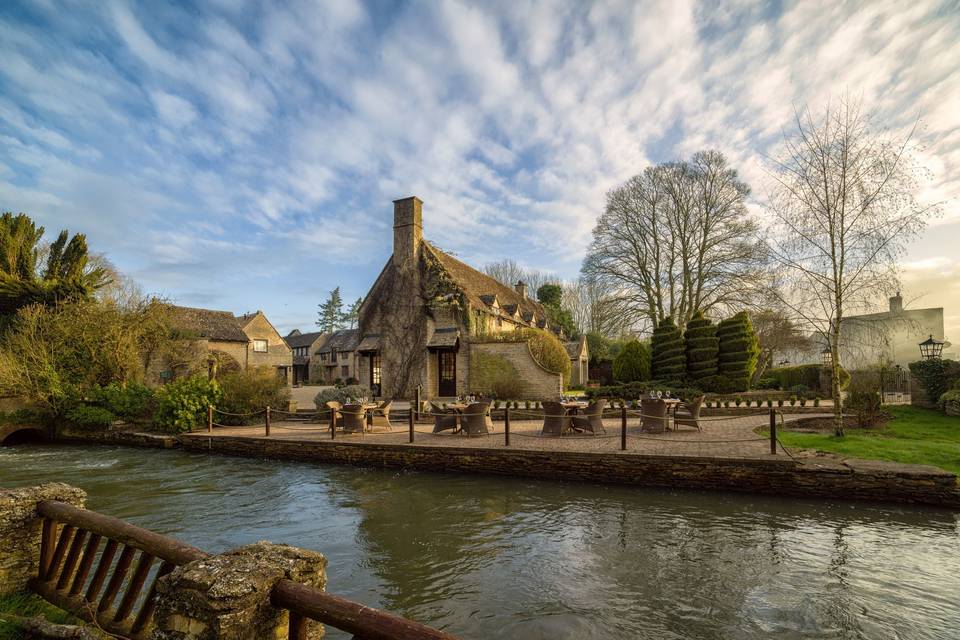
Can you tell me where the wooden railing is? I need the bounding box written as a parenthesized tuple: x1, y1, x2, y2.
(30, 500, 460, 639)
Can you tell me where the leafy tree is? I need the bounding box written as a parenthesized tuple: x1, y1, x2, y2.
(316, 286, 345, 332)
(717, 312, 760, 392)
(651, 317, 685, 381)
(613, 340, 651, 383)
(344, 297, 363, 329)
(537, 283, 578, 338)
(684, 311, 718, 385)
(0, 212, 109, 320)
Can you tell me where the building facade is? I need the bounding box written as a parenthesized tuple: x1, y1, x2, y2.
(354, 196, 560, 400)
(315, 329, 360, 384)
(284, 330, 325, 385)
(839, 294, 950, 369)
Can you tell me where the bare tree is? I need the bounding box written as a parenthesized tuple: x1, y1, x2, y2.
(582, 150, 765, 330)
(482, 258, 555, 294)
(750, 308, 814, 383)
(563, 277, 639, 338)
(764, 99, 938, 435)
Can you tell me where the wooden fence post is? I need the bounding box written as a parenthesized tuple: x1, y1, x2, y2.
(620, 405, 627, 451)
(408, 408, 415, 444)
(265, 406, 271, 437)
(207, 406, 213, 433)
(504, 406, 510, 447)
(414, 387, 421, 421)
(330, 409, 336, 440)
(769, 407, 777, 455)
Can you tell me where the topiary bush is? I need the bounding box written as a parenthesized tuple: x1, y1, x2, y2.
(613, 340, 651, 383)
(651, 317, 685, 381)
(154, 375, 222, 433)
(218, 367, 291, 425)
(717, 312, 759, 392)
(684, 311, 718, 386)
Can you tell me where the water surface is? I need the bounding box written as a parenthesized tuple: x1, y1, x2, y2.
(1, 444, 957, 639)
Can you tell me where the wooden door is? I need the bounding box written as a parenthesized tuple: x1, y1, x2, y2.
(438, 350, 457, 397)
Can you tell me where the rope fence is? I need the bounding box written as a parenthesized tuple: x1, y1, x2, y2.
(200, 401, 807, 459)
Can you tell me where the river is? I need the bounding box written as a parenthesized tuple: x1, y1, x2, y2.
(1, 443, 958, 639)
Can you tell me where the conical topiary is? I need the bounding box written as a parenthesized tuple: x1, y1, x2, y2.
(613, 340, 651, 383)
(651, 316, 685, 381)
(684, 311, 718, 384)
(717, 311, 760, 392)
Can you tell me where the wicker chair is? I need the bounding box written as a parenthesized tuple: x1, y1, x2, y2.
(571, 398, 606, 434)
(431, 403, 459, 433)
(674, 395, 704, 432)
(461, 402, 492, 436)
(370, 400, 393, 429)
(341, 404, 367, 433)
(541, 400, 571, 436)
(640, 398, 669, 433)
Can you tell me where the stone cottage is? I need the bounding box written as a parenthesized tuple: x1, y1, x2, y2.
(565, 335, 589, 387)
(354, 197, 564, 400)
(157, 305, 292, 383)
(284, 330, 325, 385)
(315, 329, 360, 383)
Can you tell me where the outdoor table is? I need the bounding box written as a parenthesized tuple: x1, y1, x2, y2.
(638, 398, 681, 432)
(559, 402, 588, 434)
(446, 403, 469, 433)
(357, 402, 379, 430)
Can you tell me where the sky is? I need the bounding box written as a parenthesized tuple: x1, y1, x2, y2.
(1, 0, 959, 342)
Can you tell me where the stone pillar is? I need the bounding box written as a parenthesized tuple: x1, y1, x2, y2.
(0, 483, 86, 597)
(152, 542, 327, 640)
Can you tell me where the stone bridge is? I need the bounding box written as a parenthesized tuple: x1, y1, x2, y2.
(0, 423, 48, 445)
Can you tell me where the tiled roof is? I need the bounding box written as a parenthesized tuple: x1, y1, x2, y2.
(317, 328, 359, 353)
(427, 327, 460, 349)
(356, 334, 381, 353)
(285, 331, 324, 349)
(424, 243, 548, 326)
(165, 305, 248, 343)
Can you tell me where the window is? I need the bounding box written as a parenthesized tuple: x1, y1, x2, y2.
(320, 353, 327, 362)
(341, 365, 349, 377)
(371, 354, 381, 386)
(340, 352, 348, 361)
(253, 339, 268, 353)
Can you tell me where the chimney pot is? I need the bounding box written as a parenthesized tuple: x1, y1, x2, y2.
(515, 280, 527, 299)
(889, 292, 903, 314)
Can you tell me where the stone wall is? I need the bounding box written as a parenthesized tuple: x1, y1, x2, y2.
(0, 483, 86, 596)
(179, 435, 960, 509)
(470, 342, 562, 399)
(242, 314, 293, 376)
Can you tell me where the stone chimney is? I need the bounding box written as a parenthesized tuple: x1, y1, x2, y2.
(515, 281, 527, 299)
(393, 196, 423, 270)
(889, 292, 903, 314)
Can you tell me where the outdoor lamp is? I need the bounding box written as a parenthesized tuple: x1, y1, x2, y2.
(919, 335, 944, 360)
(820, 347, 833, 367)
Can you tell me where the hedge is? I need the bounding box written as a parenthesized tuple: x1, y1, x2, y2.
(585, 381, 703, 402)
(717, 312, 759, 392)
(651, 317, 685, 380)
(909, 359, 960, 407)
(684, 311, 718, 384)
(613, 340, 651, 383)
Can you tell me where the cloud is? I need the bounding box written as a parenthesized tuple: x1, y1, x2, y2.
(1, 0, 959, 333)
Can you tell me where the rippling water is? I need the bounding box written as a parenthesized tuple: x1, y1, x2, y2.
(2, 443, 958, 639)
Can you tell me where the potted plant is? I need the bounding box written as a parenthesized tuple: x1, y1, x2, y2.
(766, 398, 773, 408)
(789, 395, 797, 406)
(778, 398, 784, 407)
(735, 396, 743, 407)
(814, 397, 821, 407)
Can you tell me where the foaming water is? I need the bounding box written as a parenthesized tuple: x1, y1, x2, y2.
(1, 444, 958, 639)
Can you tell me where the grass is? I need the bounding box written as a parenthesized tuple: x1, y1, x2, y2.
(775, 405, 960, 475)
(0, 592, 76, 640)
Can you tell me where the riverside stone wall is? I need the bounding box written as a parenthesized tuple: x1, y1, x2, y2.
(179, 435, 960, 509)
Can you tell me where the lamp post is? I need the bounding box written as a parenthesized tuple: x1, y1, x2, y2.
(820, 347, 833, 368)
(919, 335, 944, 360)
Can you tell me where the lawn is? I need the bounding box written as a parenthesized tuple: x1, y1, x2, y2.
(0, 592, 81, 640)
(775, 405, 960, 475)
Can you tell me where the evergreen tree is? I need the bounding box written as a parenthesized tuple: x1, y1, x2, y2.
(717, 311, 760, 391)
(684, 311, 719, 386)
(536, 283, 578, 338)
(613, 340, 651, 383)
(316, 287, 344, 333)
(344, 297, 363, 329)
(651, 316, 685, 381)
(0, 212, 108, 318)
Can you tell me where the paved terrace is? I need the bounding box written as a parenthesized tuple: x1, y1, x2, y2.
(188, 411, 832, 460)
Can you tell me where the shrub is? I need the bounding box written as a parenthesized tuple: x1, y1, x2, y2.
(789, 384, 810, 395)
(814, 397, 820, 407)
(799, 396, 807, 407)
(939, 390, 960, 416)
(909, 359, 960, 406)
(65, 404, 115, 429)
(88, 382, 155, 420)
(218, 367, 291, 425)
(848, 389, 882, 427)
(734, 396, 743, 407)
(314, 385, 372, 408)
(613, 341, 651, 383)
(756, 377, 779, 390)
(777, 398, 784, 407)
(684, 311, 718, 385)
(717, 312, 759, 392)
(154, 376, 222, 433)
(766, 398, 773, 408)
(651, 317, 685, 380)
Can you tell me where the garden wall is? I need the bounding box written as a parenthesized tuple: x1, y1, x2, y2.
(470, 342, 562, 399)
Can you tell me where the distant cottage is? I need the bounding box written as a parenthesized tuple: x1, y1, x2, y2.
(351, 197, 567, 400)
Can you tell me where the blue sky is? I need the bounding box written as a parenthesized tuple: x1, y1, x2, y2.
(1, 0, 959, 338)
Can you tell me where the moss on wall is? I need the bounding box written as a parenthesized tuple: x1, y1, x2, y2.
(469, 351, 528, 398)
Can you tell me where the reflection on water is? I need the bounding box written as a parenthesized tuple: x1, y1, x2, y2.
(1, 444, 958, 639)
